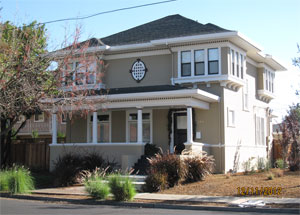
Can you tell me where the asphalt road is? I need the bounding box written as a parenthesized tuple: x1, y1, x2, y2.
(0, 198, 286, 215)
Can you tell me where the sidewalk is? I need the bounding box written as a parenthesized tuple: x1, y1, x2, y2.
(32, 186, 300, 205)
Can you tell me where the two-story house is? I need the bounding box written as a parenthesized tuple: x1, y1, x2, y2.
(49, 15, 286, 173)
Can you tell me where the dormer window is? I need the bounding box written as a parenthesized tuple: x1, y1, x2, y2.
(181, 51, 191, 76)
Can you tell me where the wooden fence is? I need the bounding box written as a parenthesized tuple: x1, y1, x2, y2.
(10, 139, 52, 170)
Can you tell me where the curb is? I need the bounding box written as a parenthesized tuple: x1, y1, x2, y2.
(1, 194, 299, 214)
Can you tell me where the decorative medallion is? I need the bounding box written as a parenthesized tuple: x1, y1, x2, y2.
(129, 59, 148, 82)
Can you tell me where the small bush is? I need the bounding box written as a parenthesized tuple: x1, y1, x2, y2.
(108, 175, 136, 201)
(275, 159, 286, 169)
(267, 173, 274, 180)
(0, 166, 34, 194)
(242, 157, 255, 174)
(257, 157, 266, 171)
(84, 176, 110, 200)
(147, 152, 183, 188)
(53, 153, 83, 186)
(53, 152, 116, 187)
(143, 172, 168, 192)
(144, 143, 160, 157)
(183, 153, 215, 183)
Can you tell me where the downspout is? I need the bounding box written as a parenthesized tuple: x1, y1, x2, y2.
(166, 43, 174, 85)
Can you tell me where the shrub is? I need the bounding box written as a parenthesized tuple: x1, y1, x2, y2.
(267, 173, 274, 180)
(0, 166, 34, 194)
(274, 169, 284, 178)
(84, 176, 110, 200)
(144, 143, 160, 157)
(143, 172, 168, 192)
(242, 157, 255, 174)
(53, 153, 83, 186)
(257, 157, 266, 171)
(275, 159, 286, 169)
(53, 152, 116, 187)
(147, 152, 183, 188)
(183, 153, 215, 183)
(108, 175, 136, 201)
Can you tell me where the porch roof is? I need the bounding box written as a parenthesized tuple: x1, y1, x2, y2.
(92, 87, 219, 110)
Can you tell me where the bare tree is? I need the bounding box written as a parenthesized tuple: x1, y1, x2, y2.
(0, 21, 105, 167)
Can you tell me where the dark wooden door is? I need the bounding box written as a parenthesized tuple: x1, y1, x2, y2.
(174, 112, 187, 154)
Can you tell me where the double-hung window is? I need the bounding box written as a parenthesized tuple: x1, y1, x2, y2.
(240, 54, 244, 79)
(63, 63, 74, 86)
(236, 52, 239, 78)
(181, 51, 191, 76)
(89, 114, 110, 143)
(255, 116, 265, 145)
(208, 48, 219, 75)
(194, 50, 205, 76)
(75, 63, 85, 85)
(128, 112, 151, 143)
(231, 50, 235, 76)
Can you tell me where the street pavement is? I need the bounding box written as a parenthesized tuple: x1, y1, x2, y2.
(0, 198, 290, 215)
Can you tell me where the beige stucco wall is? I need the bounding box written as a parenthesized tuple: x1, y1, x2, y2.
(49, 144, 144, 171)
(152, 109, 169, 152)
(221, 47, 229, 75)
(111, 110, 126, 142)
(222, 61, 269, 173)
(105, 54, 172, 88)
(66, 115, 87, 143)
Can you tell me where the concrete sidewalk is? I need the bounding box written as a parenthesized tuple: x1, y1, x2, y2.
(32, 186, 300, 205)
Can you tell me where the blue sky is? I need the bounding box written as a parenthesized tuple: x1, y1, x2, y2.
(1, 0, 300, 121)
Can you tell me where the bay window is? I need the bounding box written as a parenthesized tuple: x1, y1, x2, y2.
(181, 51, 191, 77)
(231, 50, 235, 75)
(208, 48, 219, 75)
(236, 52, 239, 78)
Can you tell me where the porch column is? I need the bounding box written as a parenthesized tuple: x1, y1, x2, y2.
(92, 111, 98, 144)
(187, 106, 193, 144)
(137, 108, 143, 143)
(52, 113, 57, 144)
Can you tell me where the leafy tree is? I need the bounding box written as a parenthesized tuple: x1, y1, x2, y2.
(0, 21, 104, 167)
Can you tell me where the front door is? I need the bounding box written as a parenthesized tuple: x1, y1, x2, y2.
(173, 112, 187, 154)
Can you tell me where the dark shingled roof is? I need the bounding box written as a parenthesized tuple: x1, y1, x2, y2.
(82, 14, 231, 47)
(100, 14, 231, 46)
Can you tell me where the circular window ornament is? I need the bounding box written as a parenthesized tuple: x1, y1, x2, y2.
(129, 59, 148, 83)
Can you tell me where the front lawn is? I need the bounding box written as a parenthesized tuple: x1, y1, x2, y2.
(159, 169, 300, 198)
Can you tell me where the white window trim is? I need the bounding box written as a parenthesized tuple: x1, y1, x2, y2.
(34, 113, 44, 123)
(86, 111, 112, 143)
(126, 109, 153, 143)
(243, 79, 249, 111)
(227, 108, 235, 127)
(178, 46, 221, 79)
(230, 48, 246, 80)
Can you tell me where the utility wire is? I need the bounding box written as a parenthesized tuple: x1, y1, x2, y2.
(41, 0, 177, 25)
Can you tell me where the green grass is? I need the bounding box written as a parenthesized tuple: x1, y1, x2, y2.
(108, 175, 136, 201)
(84, 176, 110, 200)
(0, 166, 35, 194)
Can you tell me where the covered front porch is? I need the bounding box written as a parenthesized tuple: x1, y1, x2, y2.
(49, 88, 220, 171)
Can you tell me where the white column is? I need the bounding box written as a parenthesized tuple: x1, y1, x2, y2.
(92, 111, 98, 144)
(137, 108, 143, 143)
(52, 113, 57, 144)
(187, 106, 193, 144)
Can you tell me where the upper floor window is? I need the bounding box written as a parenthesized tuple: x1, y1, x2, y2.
(195, 50, 205, 76)
(63, 61, 97, 87)
(181, 51, 191, 77)
(208, 48, 219, 75)
(178, 47, 220, 78)
(264, 69, 274, 93)
(230, 49, 245, 79)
